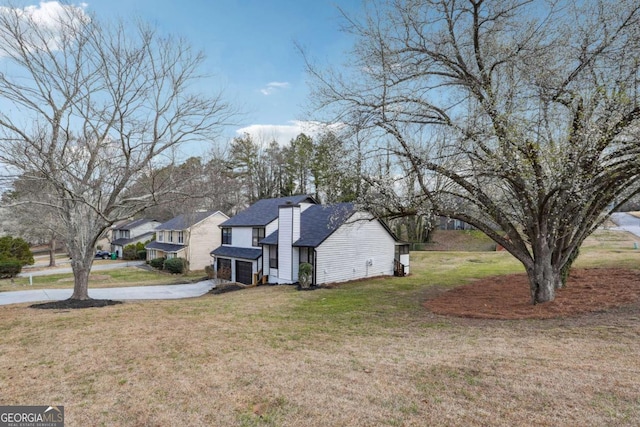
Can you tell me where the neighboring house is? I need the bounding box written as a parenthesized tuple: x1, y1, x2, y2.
(211, 195, 410, 286)
(439, 216, 474, 230)
(110, 218, 161, 258)
(146, 210, 229, 271)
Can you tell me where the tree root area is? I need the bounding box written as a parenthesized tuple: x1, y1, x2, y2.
(424, 268, 640, 319)
(30, 298, 123, 310)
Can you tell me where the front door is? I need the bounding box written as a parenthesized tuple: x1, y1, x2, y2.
(235, 260, 253, 285)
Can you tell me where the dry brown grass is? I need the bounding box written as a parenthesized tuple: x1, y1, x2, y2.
(0, 231, 639, 426)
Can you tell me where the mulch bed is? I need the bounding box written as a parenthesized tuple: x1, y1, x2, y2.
(424, 268, 640, 319)
(209, 283, 248, 295)
(30, 299, 123, 309)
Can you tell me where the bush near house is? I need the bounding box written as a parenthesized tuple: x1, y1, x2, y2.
(123, 242, 148, 260)
(164, 258, 187, 274)
(149, 257, 165, 269)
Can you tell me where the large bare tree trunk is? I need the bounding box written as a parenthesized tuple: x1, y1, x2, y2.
(69, 254, 93, 300)
(526, 237, 562, 304)
(48, 236, 56, 267)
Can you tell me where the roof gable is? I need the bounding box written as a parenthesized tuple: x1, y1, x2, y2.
(156, 210, 227, 230)
(221, 195, 316, 227)
(113, 218, 157, 231)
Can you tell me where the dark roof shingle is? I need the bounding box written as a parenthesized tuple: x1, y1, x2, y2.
(293, 203, 356, 247)
(211, 246, 262, 260)
(220, 195, 315, 227)
(112, 231, 155, 247)
(145, 241, 185, 253)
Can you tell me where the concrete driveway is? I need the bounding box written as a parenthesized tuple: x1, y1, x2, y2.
(610, 212, 640, 238)
(0, 280, 217, 306)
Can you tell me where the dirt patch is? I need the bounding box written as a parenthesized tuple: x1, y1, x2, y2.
(424, 268, 640, 319)
(30, 299, 123, 309)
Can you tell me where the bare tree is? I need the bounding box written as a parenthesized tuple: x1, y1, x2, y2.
(0, 3, 235, 301)
(307, 0, 640, 303)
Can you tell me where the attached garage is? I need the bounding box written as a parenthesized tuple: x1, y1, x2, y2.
(211, 246, 262, 285)
(235, 260, 253, 285)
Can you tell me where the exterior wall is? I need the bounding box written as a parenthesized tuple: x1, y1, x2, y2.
(133, 221, 160, 236)
(400, 253, 410, 275)
(277, 205, 301, 284)
(230, 227, 253, 248)
(187, 212, 228, 271)
(265, 220, 278, 239)
(315, 213, 396, 285)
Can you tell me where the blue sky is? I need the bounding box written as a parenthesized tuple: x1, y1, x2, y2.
(82, 0, 362, 149)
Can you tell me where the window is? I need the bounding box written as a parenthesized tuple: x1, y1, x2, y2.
(168, 231, 174, 243)
(222, 228, 232, 245)
(299, 247, 313, 264)
(252, 228, 265, 247)
(157, 232, 164, 242)
(166, 252, 175, 259)
(269, 245, 278, 269)
(178, 231, 184, 244)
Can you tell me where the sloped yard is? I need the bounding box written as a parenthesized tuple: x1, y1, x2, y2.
(0, 229, 638, 426)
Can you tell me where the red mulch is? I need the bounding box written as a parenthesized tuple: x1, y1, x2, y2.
(424, 268, 640, 319)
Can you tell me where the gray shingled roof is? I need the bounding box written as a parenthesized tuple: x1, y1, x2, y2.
(211, 246, 262, 260)
(145, 241, 185, 253)
(260, 231, 278, 245)
(293, 203, 356, 247)
(113, 218, 156, 231)
(156, 210, 224, 230)
(220, 195, 315, 227)
(111, 232, 155, 247)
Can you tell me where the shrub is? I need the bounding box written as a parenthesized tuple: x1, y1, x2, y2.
(137, 250, 147, 260)
(217, 266, 231, 281)
(299, 262, 313, 289)
(149, 257, 165, 269)
(0, 236, 34, 266)
(122, 245, 138, 260)
(0, 259, 22, 278)
(204, 265, 215, 279)
(164, 257, 187, 274)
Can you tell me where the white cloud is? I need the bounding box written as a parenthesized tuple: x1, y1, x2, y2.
(259, 81, 290, 96)
(235, 120, 344, 145)
(0, 1, 89, 55)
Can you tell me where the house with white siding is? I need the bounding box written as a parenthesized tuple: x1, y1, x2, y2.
(211, 195, 409, 286)
(145, 210, 228, 271)
(110, 218, 160, 258)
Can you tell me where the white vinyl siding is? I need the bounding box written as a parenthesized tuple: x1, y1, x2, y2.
(232, 227, 254, 248)
(314, 213, 396, 285)
(277, 206, 294, 283)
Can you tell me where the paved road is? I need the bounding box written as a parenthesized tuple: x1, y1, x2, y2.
(19, 261, 146, 277)
(0, 280, 217, 306)
(609, 212, 640, 238)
